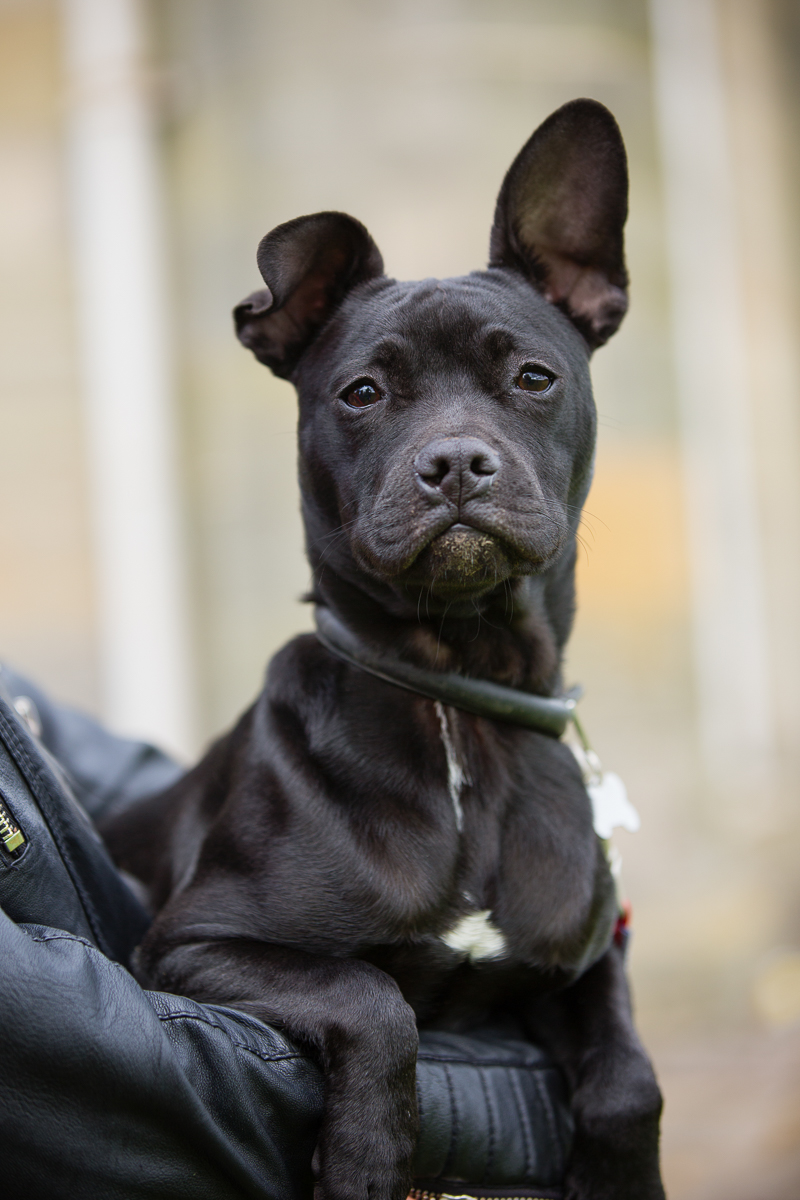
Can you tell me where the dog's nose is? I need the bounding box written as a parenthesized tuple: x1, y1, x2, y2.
(414, 437, 500, 504)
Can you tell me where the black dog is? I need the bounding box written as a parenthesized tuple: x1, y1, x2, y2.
(103, 99, 664, 1200)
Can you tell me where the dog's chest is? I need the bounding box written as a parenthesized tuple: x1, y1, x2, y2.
(237, 673, 599, 974)
(429, 704, 507, 960)
(342, 718, 539, 964)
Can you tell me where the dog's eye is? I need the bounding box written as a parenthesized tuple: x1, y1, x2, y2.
(341, 380, 382, 409)
(515, 367, 554, 393)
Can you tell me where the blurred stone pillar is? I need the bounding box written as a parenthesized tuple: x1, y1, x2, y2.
(60, 0, 194, 756)
(649, 0, 775, 798)
(722, 0, 800, 785)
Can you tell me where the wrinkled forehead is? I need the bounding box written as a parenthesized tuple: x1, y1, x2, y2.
(303, 270, 589, 388)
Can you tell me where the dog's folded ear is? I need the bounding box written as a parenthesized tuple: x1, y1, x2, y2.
(234, 212, 384, 377)
(490, 98, 628, 349)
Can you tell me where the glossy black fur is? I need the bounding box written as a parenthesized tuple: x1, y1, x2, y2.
(102, 100, 664, 1200)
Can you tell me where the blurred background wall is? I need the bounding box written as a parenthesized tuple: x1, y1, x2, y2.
(1, 0, 799, 1195)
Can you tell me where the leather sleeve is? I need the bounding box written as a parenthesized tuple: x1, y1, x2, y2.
(0, 911, 323, 1199)
(0, 678, 571, 1196)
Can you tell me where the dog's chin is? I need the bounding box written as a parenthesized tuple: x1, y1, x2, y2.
(399, 525, 519, 600)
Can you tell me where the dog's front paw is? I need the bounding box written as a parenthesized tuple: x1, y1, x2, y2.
(564, 1108, 665, 1200)
(311, 1066, 418, 1200)
(565, 1156, 665, 1200)
(312, 1108, 416, 1200)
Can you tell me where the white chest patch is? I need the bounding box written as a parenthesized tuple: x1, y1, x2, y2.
(441, 909, 508, 962)
(434, 700, 469, 831)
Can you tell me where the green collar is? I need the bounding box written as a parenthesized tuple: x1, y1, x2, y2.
(314, 606, 578, 738)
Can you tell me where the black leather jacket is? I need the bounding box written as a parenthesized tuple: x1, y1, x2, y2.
(0, 667, 571, 1198)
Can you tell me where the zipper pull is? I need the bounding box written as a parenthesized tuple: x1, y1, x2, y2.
(0, 796, 25, 856)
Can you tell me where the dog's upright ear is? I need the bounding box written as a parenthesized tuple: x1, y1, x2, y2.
(234, 212, 384, 378)
(490, 98, 628, 348)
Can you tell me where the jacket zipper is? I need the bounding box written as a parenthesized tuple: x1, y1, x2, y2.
(0, 794, 25, 856)
(409, 1190, 556, 1200)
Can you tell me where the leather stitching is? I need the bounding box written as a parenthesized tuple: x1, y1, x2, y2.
(441, 1063, 459, 1178)
(532, 1068, 561, 1157)
(478, 1066, 496, 1181)
(26, 931, 97, 949)
(510, 1064, 537, 1179)
(155, 1010, 312, 1063)
(418, 1053, 556, 1071)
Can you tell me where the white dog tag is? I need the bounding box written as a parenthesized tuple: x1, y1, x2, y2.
(587, 771, 640, 840)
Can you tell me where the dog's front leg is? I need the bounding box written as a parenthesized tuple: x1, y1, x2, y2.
(139, 937, 419, 1200)
(525, 942, 665, 1200)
